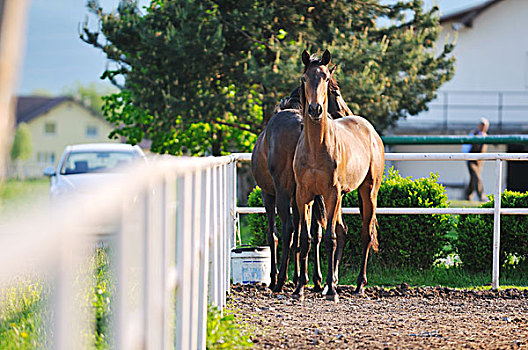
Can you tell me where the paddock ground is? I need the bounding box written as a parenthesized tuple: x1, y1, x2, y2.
(230, 283, 528, 349)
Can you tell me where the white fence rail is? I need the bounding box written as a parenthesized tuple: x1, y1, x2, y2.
(234, 152, 528, 291)
(0, 155, 237, 350)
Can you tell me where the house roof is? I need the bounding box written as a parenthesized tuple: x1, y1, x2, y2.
(440, 0, 503, 27)
(16, 96, 72, 124)
(16, 96, 101, 125)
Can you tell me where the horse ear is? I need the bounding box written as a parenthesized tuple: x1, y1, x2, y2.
(330, 65, 337, 75)
(321, 50, 331, 66)
(302, 50, 310, 66)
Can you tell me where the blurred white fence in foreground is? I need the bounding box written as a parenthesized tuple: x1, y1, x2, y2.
(0, 155, 237, 350)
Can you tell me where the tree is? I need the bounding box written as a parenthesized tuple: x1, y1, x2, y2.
(62, 82, 117, 112)
(10, 123, 32, 179)
(11, 123, 32, 162)
(81, 0, 454, 156)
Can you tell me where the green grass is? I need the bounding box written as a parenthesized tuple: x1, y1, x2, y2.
(278, 252, 528, 290)
(449, 199, 485, 208)
(0, 278, 50, 349)
(309, 261, 528, 289)
(0, 178, 52, 348)
(0, 178, 49, 218)
(0, 247, 252, 349)
(207, 305, 252, 349)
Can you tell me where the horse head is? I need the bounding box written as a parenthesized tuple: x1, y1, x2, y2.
(300, 49, 332, 122)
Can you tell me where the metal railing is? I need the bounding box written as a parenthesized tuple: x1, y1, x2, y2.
(397, 90, 528, 131)
(234, 152, 528, 291)
(381, 134, 528, 145)
(0, 155, 237, 350)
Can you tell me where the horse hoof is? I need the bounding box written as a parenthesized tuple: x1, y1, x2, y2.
(322, 284, 328, 296)
(272, 285, 284, 293)
(291, 293, 304, 301)
(325, 293, 339, 303)
(312, 284, 324, 293)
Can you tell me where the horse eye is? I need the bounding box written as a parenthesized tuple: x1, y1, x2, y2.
(321, 73, 328, 81)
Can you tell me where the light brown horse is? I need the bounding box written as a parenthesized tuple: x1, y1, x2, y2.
(251, 83, 352, 292)
(293, 50, 385, 301)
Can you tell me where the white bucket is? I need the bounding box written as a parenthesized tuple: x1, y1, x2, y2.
(230, 246, 271, 285)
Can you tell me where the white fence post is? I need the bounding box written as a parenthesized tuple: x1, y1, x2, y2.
(53, 229, 88, 350)
(117, 186, 146, 350)
(492, 159, 503, 291)
(209, 165, 218, 307)
(145, 179, 167, 349)
(189, 171, 202, 350)
(163, 174, 177, 350)
(175, 174, 193, 350)
(220, 163, 227, 309)
(197, 168, 211, 350)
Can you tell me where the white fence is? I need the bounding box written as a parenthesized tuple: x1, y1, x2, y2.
(0, 155, 237, 350)
(1, 152, 527, 349)
(234, 152, 528, 291)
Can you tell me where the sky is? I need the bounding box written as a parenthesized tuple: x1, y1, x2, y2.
(17, 0, 488, 96)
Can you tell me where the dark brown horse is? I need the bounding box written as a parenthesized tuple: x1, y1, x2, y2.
(251, 80, 352, 292)
(293, 50, 385, 301)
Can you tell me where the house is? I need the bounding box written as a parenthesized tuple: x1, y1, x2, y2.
(389, 0, 528, 199)
(11, 96, 120, 178)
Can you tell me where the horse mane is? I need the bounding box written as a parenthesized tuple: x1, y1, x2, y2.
(275, 87, 302, 113)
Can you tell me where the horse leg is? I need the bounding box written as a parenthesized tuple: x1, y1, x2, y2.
(323, 191, 340, 302)
(311, 214, 323, 292)
(332, 217, 347, 287)
(262, 192, 278, 291)
(291, 198, 301, 286)
(275, 190, 295, 292)
(312, 195, 325, 293)
(292, 190, 313, 300)
(356, 181, 379, 295)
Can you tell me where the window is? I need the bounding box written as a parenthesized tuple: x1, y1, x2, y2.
(37, 152, 55, 163)
(61, 151, 138, 175)
(86, 125, 98, 138)
(44, 122, 56, 135)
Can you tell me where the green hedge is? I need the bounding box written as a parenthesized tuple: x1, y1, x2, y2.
(456, 190, 528, 271)
(247, 168, 453, 269)
(247, 188, 280, 247)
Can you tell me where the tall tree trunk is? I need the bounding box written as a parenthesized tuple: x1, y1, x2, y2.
(212, 129, 223, 156)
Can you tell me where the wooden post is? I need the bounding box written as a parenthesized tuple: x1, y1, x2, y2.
(0, 0, 29, 185)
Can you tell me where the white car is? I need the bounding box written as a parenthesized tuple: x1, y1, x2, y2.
(43, 143, 146, 198)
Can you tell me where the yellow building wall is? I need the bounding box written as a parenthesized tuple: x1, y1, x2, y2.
(26, 100, 119, 166)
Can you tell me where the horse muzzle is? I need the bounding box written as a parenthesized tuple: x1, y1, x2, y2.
(308, 103, 323, 121)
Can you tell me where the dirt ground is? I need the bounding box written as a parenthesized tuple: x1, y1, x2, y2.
(229, 283, 528, 349)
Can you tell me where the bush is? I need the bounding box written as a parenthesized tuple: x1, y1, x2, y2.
(207, 305, 252, 349)
(247, 168, 453, 270)
(247, 188, 287, 250)
(342, 168, 452, 269)
(456, 190, 528, 271)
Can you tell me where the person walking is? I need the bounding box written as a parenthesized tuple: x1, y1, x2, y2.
(464, 118, 489, 201)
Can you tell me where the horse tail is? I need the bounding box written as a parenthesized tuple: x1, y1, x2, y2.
(371, 214, 379, 252)
(313, 195, 326, 227)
